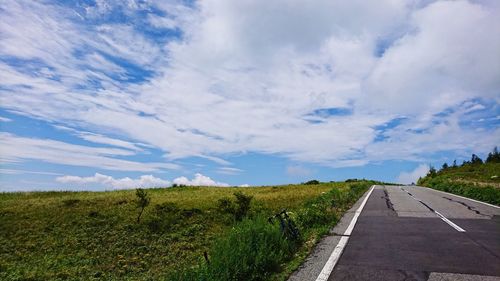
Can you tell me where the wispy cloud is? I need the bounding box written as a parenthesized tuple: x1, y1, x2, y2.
(217, 167, 243, 175)
(0, 168, 63, 176)
(0, 133, 179, 172)
(54, 125, 146, 151)
(286, 165, 313, 177)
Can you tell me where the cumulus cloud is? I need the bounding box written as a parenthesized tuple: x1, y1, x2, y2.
(56, 173, 170, 189)
(54, 172, 233, 189)
(397, 164, 430, 184)
(173, 173, 229, 187)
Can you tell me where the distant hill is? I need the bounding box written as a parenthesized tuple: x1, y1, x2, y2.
(418, 147, 500, 205)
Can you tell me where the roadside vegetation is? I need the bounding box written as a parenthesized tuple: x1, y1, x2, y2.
(0, 180, 378, 281)
(418, 147, 500, 206)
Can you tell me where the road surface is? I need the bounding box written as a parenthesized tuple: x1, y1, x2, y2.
(289, 185, 500, 281)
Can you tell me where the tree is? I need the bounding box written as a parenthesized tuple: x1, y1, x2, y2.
(427, 165, 437, 178)
(452, 160, 457, 168)
(441, 162, 449, 170)
(471, 154, 483, 165)
(304, 180, 320, 185)
(486, 147, 500, 163)
(217, 192, 253, 221)
(135, 188, 150, 223)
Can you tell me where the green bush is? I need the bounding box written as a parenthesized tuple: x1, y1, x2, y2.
(147, 202, 181, 233)
(304, 180, 320, 185)
(217, 192, 253, 221)
(170, 217, 293, 281)
(135, 188, 150, 223)
(426, 179, 500, 206)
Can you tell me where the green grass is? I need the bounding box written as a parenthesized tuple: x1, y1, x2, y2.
(418, 162, 500, 206)
(0, 181, 375, 281)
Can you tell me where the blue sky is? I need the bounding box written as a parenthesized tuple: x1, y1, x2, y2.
(0, 0, 499, 191)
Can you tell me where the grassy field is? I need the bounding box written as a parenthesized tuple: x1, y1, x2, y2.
(0, 181, 375, 281)
(418, 162, 500, 206)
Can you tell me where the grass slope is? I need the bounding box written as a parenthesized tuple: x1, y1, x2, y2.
(418, 162, 500, 206)
(0, 181, 375, 281)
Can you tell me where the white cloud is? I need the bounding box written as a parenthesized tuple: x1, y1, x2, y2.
(0, 117, 12, 122)
(56, 173, 170, 189)
(53, 125, 146, 151)
(397, 164, 429, 184)
(173, 173, 229, 187)
(148, 14, 177, 29)
(464, 103, 486, 113)
(0, 133, 179, 172)
(0, 168, 62, 176)
(0, 0, 499, 171)
(363, 1, 500, 114)
(217, 167, 243, 175)
(286, 165, 313, 177)
(54, 172, 231, 189)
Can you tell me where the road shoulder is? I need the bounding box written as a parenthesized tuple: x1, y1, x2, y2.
(287, 186, 375, 281)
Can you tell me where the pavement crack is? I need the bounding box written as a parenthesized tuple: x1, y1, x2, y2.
(382, 189, 395, 212)
(442, 196, 489, 217)
(402, 188, 435, 212)
(417, 200, 435, 212)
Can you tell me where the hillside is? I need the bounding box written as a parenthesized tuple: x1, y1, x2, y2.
(418, 149, 500, 205)
(0, 180, 376, 281)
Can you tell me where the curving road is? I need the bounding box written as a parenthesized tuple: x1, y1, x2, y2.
(289, 185, 500, 281)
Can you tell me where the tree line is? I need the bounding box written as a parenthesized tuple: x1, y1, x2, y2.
(426, 146, 499, 178)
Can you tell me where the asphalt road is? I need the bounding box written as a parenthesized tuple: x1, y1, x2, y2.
(289, 185, 500, 281)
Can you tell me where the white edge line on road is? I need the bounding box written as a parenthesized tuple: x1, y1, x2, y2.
(315, 185, 375, 281)
(434, 211, 466, 232)
(416, 186, 500, 209)
(403, 187, 466, 232)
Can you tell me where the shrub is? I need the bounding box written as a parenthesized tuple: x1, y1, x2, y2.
(426, 179, 500, 206)
(217, 198, 233, 214)
(88, 211, 99, 218)
(304, 180, 320, 185)
(233, 192, 253, 220)
(135, 188, 150, 223)
(147, 202, 181, 232)
(170, 217, 293, 281)
(216, 192, 253, 221)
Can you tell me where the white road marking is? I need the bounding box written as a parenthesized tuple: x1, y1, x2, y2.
(315, 185, 375, 281)
(434, 210, 466, 232)
(415, 186, 500, 209)
(402, 187, 466, 232)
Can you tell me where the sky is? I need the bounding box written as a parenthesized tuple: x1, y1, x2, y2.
(0, 0, 499, 191)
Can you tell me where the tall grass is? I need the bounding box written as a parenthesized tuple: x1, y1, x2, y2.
(421, 178, 500, 206)
(0, 183, 336, 280)
(169, 181, 374, 281)
(170, 217, 294, 281)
